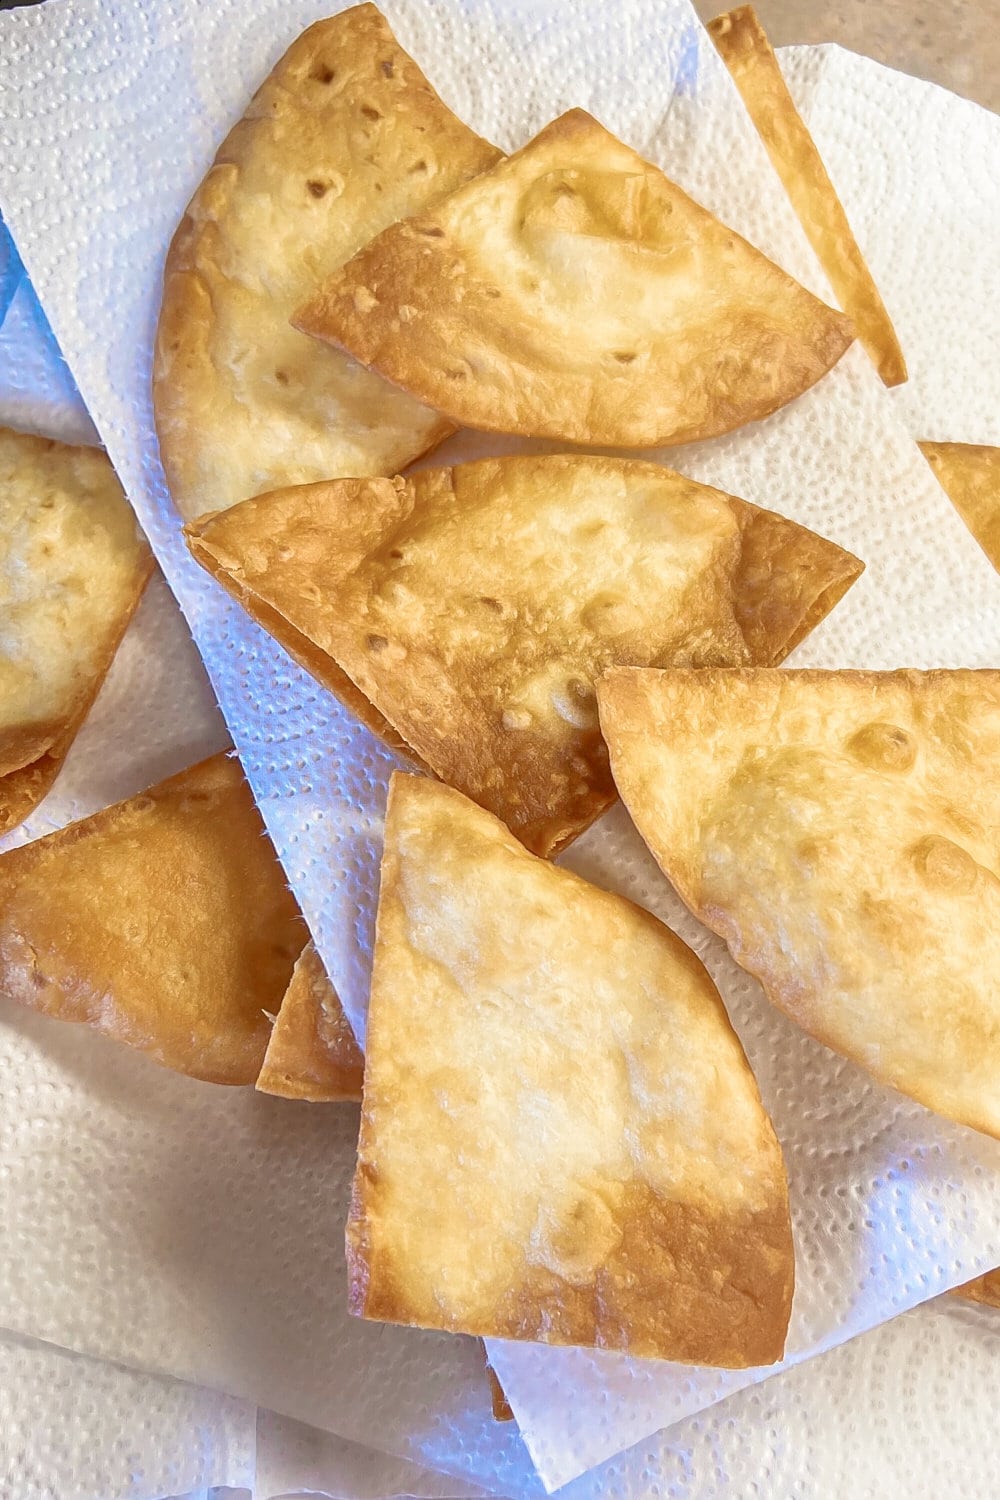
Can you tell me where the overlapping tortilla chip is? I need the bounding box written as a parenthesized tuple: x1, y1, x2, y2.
(0, 426, 152, 834)
(347, 774, 793, 1366)
(920, 441, 1000, 574)
(295, 108, 854, 447)
(256, 940, 364, 1102)
(954, 1271, 1000, 1308)
(599, 667, 1000, 1138)
(186, 453, 861, 855)
(708, 5, 906, 387)
(0, 753, 305, 1085)
(153, 3, 501, 519)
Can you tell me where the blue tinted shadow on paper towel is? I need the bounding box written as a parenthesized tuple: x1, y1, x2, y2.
(0, 211, 23, 328)
(0, 260, 97, 443)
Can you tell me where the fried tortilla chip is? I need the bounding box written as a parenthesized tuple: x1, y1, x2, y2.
(920, 441, 1000, 574)
(0, 426, 152, 834)
(256, 939, 364, 1102)
(486, 1363, 514, 1422)
(153, 4, 501, 520)
(296, 108, 854, 448)
(186, 453, 862, 856)
(599, 667, 1000, 1138)
(0, 753, 305, 1085)
(708, 6, 906, 387)
(347, 774, 794, 1366)
(954, 1271, 1000, 1308)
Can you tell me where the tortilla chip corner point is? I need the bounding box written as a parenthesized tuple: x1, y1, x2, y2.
(919, 440, 1000, 574)
(256, 940, 364, 1103)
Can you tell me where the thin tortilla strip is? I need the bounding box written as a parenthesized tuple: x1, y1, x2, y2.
(485, 1363, 514, 1423)
(919, 441, 1000, 574)
(347, 773, 793, 1366)
(953, 1271, 1000, 1308)
(0, 426, 152, 833)
(296, 108, 854, 447)
(708, 6, 906, 387)
(153, 4, 501, 520)
(186, 453, 862, 856)
(0, 753, 305, 1085)
(256, 940, 364, 1102)
(599, 667, 1000, 1138)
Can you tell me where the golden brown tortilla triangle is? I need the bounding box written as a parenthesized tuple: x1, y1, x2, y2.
(0, 426, 152, 832)
(598, 666, 1000, 1139)
(187, 454, 861, 857)
(153, 4, 501, 520)
(709, 5, 907, 387)
(347, 772, 794, 1366)
(0, 753, 305, 1085)
(296, 107, 854, 447)
(256, 940, 364, 1102)
(919, 441, 1000, 574)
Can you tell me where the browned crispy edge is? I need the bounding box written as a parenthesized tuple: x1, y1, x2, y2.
(0, 547, 154, 836)
(255, 942, 365, 1103)
(294, 106, 855, 448)
(708, 5, 907, 387)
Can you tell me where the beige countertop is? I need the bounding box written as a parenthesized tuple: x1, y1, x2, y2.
(693, 0, 998, 113)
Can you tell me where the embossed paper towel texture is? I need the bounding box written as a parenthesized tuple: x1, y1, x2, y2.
(2, 2, 1000, 1493)
(259, 1297, 1000, 1500)
(777, 45, 1000, 447)
(0, 1331, 255, 1500)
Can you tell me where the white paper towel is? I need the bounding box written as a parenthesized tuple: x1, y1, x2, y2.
(6, 43, 1000, 1500)
(255, 1411, 493, 1500)
(0, 1330, 256, 1500)
(2, 3, 1000, 1493)
(0, 271, 94, 445)
(777, 44, 1000, 448)
(264, 1296, 1000, 1500)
